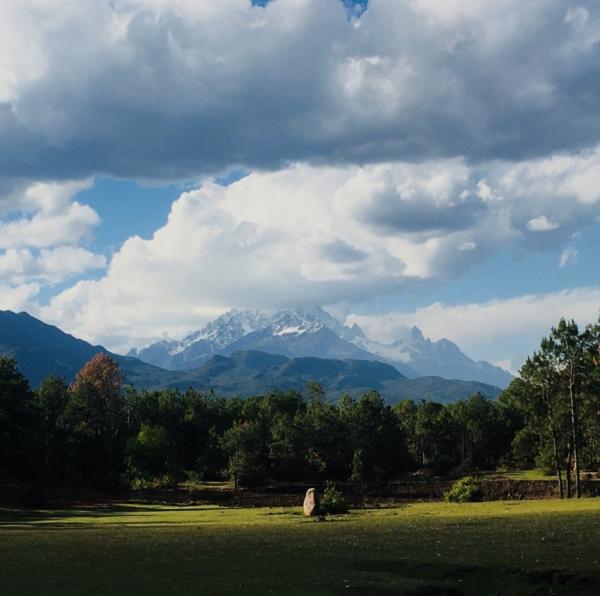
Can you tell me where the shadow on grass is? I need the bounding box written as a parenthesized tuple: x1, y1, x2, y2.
(338, 557, 600, 596)
(0, 504, 225, 529)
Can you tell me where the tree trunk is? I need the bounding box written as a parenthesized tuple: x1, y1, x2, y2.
(566, 445, 573, 498)
(569, 362, 581, 498)
(550, 425, 563, 499)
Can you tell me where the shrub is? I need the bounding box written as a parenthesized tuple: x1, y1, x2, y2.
(126, 423, 171, 480)
(320, 481, 349, 515)
(444, 476, 480, 503)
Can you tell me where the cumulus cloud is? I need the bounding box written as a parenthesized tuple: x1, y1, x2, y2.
(347, 287, 600, 372)
(0, 179, 106, 303)
(0, 247, 106, 285)
(39, 148, 600, 350)
(0, 202, 100, 249)
(526, 216, 559, 232)
(2, 0, 600, 186)
(0, 283, 40, 312)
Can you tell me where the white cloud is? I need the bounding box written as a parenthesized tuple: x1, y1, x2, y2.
(0, 202, 100, 249)
(0, 247, 106, 284)
(526, 215, 559, 232)
(0, 283, 40, 312)
(38, 147, 600, 351)
(0, 178, 98, 252)
(20, 180, 93, 214)
(559, 246, 577, 268)
(501, 151, 600, 205)
(348, 287, 600, 372)
(0, 179, 105, 308)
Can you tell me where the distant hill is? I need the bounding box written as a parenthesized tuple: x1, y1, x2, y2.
(164, 350, 404, 397)
(130, 306, 513, 387)
(0, 310, 173, 388)
(0, 310, 501, 403)
(153, 350, 502, 403)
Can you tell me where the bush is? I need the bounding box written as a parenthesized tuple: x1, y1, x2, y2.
(444, 476, 480, 503)
(320, 481, 349, 515)
(533, 449, 557, 477)
(126, 423, 172, 480)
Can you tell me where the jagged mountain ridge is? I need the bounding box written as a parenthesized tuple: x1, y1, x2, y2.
(130, 306, 513, 387)
(128, 306, 389, 372)
(355, 326, 513, 389)
(0, 310, 502, 403)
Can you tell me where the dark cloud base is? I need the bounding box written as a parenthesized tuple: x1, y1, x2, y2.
(2, 1, 600, 186)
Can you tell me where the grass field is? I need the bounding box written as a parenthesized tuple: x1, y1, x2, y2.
(483, 469, 557, 481)
(2, 500, 600, 595)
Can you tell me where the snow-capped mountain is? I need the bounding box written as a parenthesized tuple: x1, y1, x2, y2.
(129, 306, 513, 388)
(128, 307, 376, 371)
(355, 326, 513, 389)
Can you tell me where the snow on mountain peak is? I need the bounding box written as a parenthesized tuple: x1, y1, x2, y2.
(191, 309, 270, 349)
(162, 306, 349, 354)
(131, 306, 513, 387)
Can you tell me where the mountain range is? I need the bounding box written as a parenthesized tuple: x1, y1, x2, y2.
(0, 310, 503, 403)
(130, 306, 513, 388)
(0, 309, 168, 389)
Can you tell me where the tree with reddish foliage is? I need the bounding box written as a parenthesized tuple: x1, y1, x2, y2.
(65, 353, 126, 487)
(70, 353, 125, 398)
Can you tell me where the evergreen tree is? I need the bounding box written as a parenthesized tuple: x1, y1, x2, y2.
(0, 357, 32, 475)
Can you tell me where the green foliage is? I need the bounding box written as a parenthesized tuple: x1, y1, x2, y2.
(343, 391, 405, 481)
(222, 420, 266, 488)
(444, 476, 480, 503)
(2, 312, 600, 492)
(319, 481, 349, 515)
(32, 375, 69, 479)
(126, 423, 171, 479)
(305, 398, 346, 479)
(305, 380, 325, 404)
(350, 448, 366, 483)
(501, 316, 600, 498)
(0, 357, 32, 474)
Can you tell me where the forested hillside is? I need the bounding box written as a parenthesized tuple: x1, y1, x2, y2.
(1, 316, 598, 493)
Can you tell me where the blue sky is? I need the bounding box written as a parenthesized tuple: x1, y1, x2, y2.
(1, 0, 600, 372)
(77, 179, 181, 255)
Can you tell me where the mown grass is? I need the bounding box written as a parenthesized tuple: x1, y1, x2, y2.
(1, 499, 600, 595)
(485, 469, 557, 481)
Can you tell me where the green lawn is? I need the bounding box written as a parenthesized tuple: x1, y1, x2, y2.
(483, 469, 557, 481)
(1, 500, 600, 595)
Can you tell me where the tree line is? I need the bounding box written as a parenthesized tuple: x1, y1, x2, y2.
(0, 317, 599, 495)
(501, 319, 600, 497)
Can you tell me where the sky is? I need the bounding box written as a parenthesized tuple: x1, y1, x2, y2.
(1, 0, 600, 373)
